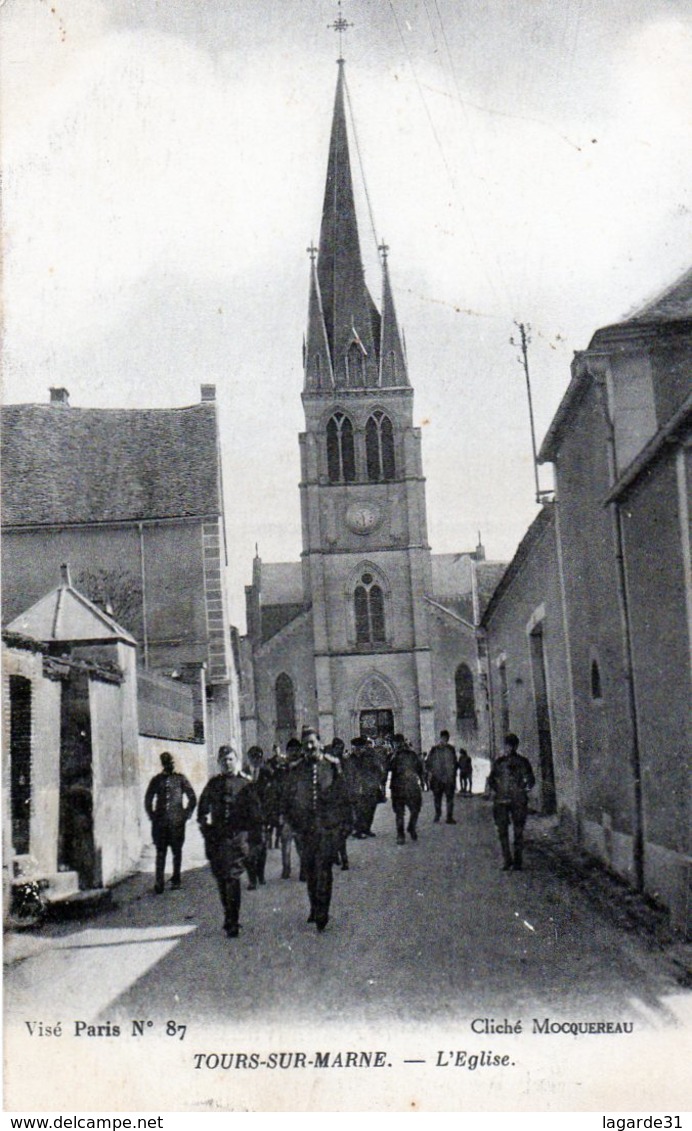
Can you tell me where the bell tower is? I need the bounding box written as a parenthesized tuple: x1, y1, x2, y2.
(298, 51, 435, 750)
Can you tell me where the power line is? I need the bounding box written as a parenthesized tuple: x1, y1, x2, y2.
(343, 71, 380, 254)
(387, 0, 456, 189)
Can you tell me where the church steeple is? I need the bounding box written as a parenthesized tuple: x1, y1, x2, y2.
(303, 54, 410, 393)
(379, 244, 409, 387)
(315, 61, 380, 388)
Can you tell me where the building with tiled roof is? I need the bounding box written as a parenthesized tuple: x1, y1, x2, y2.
(2, 385, 241, 760)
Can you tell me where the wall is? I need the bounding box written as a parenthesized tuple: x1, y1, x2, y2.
(428, 605, 489, 759)
(554, 382, 636, 872)
(622, 450, 691, 928)
(250, 610, 317, 752)
(138, 669, 197, 741)
(483, 509, 576, 820)
(2, 644, 62, 878)
(2, 521, 209, 671)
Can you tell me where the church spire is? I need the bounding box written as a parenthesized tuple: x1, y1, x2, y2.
(304, 243, 334, 391)
(311, 61, 381, 389)
(378, 243, 409, 387)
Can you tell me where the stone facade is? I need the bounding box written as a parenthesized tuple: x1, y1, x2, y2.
(531, 268, 691, 932)
(240, 61, 505, 760)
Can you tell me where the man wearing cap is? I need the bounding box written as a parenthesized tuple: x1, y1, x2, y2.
(488, 733, 536, 871)
(197, 746, 263, 938)
(283, 726, 351, 932)
(427, 729, 458, 825)
(144, 752, 197, 894)
(389, 734, 424, 845)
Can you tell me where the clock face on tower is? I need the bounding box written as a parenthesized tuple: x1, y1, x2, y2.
(345, 502, 381, 534)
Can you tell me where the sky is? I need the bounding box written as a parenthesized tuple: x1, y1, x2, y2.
(3, 0, 691, 630)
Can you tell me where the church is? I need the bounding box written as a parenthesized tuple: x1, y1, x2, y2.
(240, 58, 505, 756)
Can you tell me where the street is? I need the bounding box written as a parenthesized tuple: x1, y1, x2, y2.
(5, 794, 689, 1031)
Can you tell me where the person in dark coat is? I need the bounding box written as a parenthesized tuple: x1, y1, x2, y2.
(457, 748, 473, 795)
(488, 733, 536, 871)
(144, 752, 197, 894)
(389, 734, 423, 844)
(278, 737, 302, 879)
(351, 738, 383, 837)
(330, 738, 352, 870)
(283, 727, 351, 932)
(427, 729, 458, 824)
(245, 745, 269, 888)
(197, 746, 263, 937)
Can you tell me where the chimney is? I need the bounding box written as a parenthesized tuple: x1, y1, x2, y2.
(200, 384, 216, 402)
(60, 563, 72, 586)
(50, 387, 70, 405)
(475, 532, 486, 562)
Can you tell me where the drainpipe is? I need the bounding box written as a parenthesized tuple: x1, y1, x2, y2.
(593, 373, 645, 892)
(138, 523, 149, 670)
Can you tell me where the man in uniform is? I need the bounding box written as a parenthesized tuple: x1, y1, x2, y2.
(144, 752, 197, 894)
(330, 738, 352, 870)
(457, 747, 473, 795)
(197, 745, 263, 937)
(427, 729, 458, 824)
(389, 734, 424, 845)
(488, 733, 536, 871)
(351, 737, 383, 837)
(245, 745, 268, 888)
(283, 726, 351, 932)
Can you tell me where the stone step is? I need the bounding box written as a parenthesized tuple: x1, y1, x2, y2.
(44, 871, 80, 898)
(44, 887, 113, 921)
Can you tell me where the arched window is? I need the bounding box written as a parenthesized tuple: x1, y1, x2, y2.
(354, 572, 386, 644)
(455, 663, 477, 730)
(591, 659, 603, 701)
(326, 413, 355, 483)
(366, 410, 395, 481)
(313, 353, 323, 388)
(275, 673, 296, 731)
(345, 341, 366, 386)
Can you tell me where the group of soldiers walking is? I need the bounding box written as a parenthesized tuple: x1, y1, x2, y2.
(144, 727, 535, 940)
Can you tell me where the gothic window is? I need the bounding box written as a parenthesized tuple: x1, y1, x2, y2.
(326, 412, 355, 482)
(365, 410, 395, 481)
(275, 673, 296, 731)
(346, 341, 366, 386)
(455, 663, 477, 729)
(591, 659, 603, 701)
(313, 353, 323, 387)
(354, 572, 386, 644)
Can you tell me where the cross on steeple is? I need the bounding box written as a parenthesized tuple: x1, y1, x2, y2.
(306, 242, 318, 264)
(378, 241, 390, 264)
(329, 1, 353, 62)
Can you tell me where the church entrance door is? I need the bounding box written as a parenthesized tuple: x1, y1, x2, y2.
(359, 709, 394, 741)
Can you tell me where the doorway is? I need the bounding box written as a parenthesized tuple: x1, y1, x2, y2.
(529, 626, 557, 814)
(59, 672, 97, 888)
(359, 709, 394, 742)
(9, 675, 32, 855)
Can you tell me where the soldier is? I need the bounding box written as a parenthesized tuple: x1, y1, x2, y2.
(279, 737, 302, 879)
(351, 737, 383, 837)
(389, 734, 423, 845)
(427, 729, 458, 824)
(488, 733, 536, 871)
(330, 737, 352, 870)
(283, 726, 351, 932)
(245, 745, 268, 888)
(457, 747, 473, 795)
(144, 752, 197, 894)
(197, 745, 263, 937)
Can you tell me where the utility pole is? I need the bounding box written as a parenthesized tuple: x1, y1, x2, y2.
(510, 321, 549, 505)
